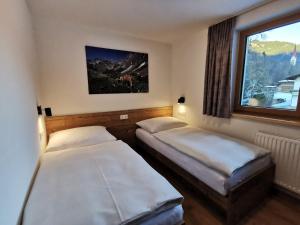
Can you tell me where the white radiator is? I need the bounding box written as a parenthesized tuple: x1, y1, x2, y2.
(255, 131, 300, 195)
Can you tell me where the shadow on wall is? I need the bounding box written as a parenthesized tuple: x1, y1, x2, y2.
(200, 115, 232, 128)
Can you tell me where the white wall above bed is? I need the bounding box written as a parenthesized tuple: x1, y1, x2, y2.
(34, 18, 172, 116)
(172, 0, 300, 142)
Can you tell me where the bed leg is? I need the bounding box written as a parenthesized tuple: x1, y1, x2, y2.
(225, 164, 275, 225)
(226, 210, 238, 225)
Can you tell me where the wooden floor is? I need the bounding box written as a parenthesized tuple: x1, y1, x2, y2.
(179, 183, 300, 225)
(137, 149, 300, 225)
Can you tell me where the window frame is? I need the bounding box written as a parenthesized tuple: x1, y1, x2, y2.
(234, 12, 300, 120)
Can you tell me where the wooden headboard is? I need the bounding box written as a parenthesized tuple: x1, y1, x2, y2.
(45, 106, 173, 147)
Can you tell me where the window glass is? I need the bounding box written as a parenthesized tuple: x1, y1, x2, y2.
(241, 22, 300, 110)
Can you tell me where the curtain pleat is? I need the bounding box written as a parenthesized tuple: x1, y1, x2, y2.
(203, 17, 236, 118)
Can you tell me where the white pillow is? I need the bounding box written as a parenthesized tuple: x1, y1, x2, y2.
(46, 126, 117, 152)
(137, 117, 187, 133)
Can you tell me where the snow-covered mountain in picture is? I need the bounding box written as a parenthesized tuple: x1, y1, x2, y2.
(85, 46, 148, 94)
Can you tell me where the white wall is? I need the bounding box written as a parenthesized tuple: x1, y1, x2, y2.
(34, 18, 172, 116)
(172, 0, 300, 142)
(0, 0, 41, 225)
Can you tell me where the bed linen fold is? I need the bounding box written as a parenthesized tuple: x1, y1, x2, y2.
(153, 127, 269, 176)
(23, 141, 183, 225)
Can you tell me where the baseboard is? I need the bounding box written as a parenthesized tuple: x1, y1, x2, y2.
(17, 159, 41, 225)
(272, 184, 300, 201)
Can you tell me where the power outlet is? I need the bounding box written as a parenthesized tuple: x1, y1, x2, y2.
(120, 114, 129, 120)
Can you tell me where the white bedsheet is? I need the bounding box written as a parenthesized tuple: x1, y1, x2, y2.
(23, 141, 183, 225)
(153, 127, 269, 176)
(136, 128, 271, 195)
(141, 205, 183, 225)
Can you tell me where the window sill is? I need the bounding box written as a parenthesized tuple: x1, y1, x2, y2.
(232, 113, 300, 128)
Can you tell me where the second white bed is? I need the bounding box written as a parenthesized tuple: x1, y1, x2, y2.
(136, 128, 272, 196)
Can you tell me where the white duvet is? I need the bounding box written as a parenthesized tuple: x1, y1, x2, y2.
(153, 127, 269, 176)
(23, 141, 183, 225)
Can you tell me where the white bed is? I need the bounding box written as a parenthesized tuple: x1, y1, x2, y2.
(136, 128, 272, 196)
(23, 127, 184, 225)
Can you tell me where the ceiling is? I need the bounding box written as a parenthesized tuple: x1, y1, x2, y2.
(27, 0, 271, 43)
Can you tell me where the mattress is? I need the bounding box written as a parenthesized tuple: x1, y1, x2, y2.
(141, 205, 183, 225)
(136, 128, 272, 196)
(23, 141, 184, 225)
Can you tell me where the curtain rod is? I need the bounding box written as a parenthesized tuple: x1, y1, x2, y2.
(233, 0, 274, 18)
(211, 0, 274, 26)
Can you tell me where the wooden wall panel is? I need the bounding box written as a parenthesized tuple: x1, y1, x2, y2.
(45, 106, 173, 147)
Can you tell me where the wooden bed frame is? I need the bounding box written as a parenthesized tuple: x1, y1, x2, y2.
(45, 106, 173, 147)
(136, 138, 275, 225)
(44, 106, 274, 224)
(42, 106, 186, 225)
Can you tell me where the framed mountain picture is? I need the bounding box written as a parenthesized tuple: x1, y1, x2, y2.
(85, 46, 149, 94)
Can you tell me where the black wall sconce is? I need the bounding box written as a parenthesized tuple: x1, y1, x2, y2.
(177, 96, 185, 104)
(45, 107, 52, 117)
(37, 105, 42, 115)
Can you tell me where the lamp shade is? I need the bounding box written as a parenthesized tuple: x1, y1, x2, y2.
(177, 96, 185, 104)
(37, 105, 42, 115)
(45, 107, 52, 117)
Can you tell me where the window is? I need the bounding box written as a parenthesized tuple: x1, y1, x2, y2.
(235, 13, 300, 120)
